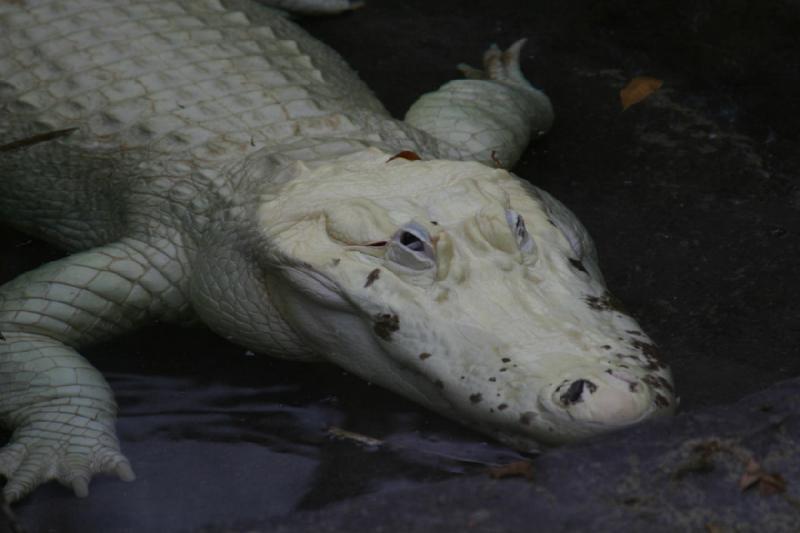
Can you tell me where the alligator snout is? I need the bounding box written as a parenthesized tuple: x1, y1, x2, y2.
(540, 365, 673, 437)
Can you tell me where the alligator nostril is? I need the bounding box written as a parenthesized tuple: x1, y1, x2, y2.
(560, 379, 597, 405)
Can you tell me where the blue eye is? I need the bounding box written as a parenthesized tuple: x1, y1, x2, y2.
(400, 230, 425, 252)
(386, 222, 436, 271)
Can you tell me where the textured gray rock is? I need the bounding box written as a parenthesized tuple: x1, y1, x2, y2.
(257, 377, 800, 533)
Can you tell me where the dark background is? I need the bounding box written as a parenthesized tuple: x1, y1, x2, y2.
(2, 0, 799, 531)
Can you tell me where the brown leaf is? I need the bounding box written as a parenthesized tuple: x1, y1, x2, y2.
(620, 76, 663, 110)
(738, 458, 788, 495)
(387, 150, 422, 163)
(705, 524, 725, 533)
(739, 458, 762, 491)
(758, 473, 787, 496)
(0, 127, 78, 152)
(490, 150, 503, 168)
(487, 460, 534, 481)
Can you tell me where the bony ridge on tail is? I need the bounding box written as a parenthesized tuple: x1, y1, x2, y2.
(0, 0, 675, 502)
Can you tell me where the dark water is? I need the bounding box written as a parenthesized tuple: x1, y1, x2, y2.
(9, 328, 525, 532)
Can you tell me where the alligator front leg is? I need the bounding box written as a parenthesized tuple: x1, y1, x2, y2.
(0, 237, 189, 501)
(405, 40, 554, 168)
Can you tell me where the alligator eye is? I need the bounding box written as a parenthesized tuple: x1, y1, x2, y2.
(400, 231, 425, 252)
(505, 210, 536, 254)
(559, 223, 583, 259)
(385, 222, 436, 271)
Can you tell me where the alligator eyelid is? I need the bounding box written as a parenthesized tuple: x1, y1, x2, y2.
(505, 209, 536, 255)
(384, 223, 436, 270)
(345, 242, 387, 258)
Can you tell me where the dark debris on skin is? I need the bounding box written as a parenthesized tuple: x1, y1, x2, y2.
(654, 394, 671, 409)
(643, 375, 664, 392)
(585, 291, 628, 314)
(657, 376, 674, 392)
(373, 313, 399, 340)
(642, 374, 674, 393)
(642, 375, 673, 409)
(632, 339, 668, 370)
(364, 268, 381, 288)
(606, 368, 641, 393)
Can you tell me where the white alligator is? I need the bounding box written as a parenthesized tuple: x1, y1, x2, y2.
(0, 0, 675, 502)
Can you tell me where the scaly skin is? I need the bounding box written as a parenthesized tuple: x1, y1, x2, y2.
(0, 0, 675, 502)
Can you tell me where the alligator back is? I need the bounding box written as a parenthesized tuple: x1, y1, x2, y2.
(0, 0, 389, 249)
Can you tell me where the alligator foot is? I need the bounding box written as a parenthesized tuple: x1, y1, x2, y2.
(458, 39, 537, 91)
(0, 410, 135, 502)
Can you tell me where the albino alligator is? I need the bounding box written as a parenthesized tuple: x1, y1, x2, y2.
(0, 0, 675, 502)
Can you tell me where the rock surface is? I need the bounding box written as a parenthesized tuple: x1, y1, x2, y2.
(257, 377, 800, 533)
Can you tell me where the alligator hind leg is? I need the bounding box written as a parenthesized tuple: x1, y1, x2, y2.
(405, 40, 554, 168)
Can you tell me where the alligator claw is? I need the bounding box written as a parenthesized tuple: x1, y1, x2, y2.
(0, 414, 134, 502)
(458, 38, 537, 91)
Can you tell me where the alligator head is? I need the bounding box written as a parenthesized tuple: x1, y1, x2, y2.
(238, 148, 676, 449)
